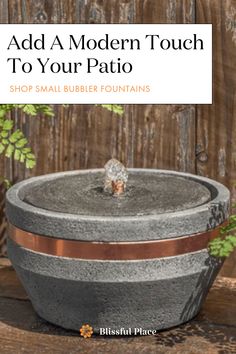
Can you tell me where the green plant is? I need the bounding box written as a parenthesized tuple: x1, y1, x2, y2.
(0, 104, 54, 171)
(0, 104, 123, 188)
(208, 213, 236, 257)
(97, 104, 124, 115)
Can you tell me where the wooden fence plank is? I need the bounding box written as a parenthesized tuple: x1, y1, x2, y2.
(196, 0, 236, 189)
(0, 0, 9, 256)
(196, 0, 236, 276)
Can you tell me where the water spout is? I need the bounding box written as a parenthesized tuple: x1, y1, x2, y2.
(104, 159, 128, 196)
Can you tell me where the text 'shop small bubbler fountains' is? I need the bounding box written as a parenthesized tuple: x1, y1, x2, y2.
(6, 159, 230, 332)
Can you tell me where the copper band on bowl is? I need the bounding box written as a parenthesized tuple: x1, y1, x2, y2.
(8, 222, 227, 261)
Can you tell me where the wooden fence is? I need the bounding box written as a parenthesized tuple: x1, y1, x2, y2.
(0, 0, 236, 276)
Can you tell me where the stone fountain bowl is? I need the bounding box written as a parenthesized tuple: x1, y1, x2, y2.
(6, 169, 230, 333)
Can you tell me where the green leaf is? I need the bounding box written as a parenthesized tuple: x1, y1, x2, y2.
(9, 130, 23, 143)
(223, 242, 234, 252)
(15, 138, 28, 148)
(209, 219, 236, 258)
(15, 104, 54, 117)
(3, 178, 11, 189)
(5, 144, 14, 158)
(20, 154, 25, 163)
(0, 143, 5, 154)
(1, 130, 8, 138)
(26, 152, 35, 159)
(21, 105, 37, 116)
(219, 249, 227, 257)
(2, 139, 8, 145)
(0, 176, 11, 189)
(210, 250, 219, 256)
(26, 159, 36, 169)
(14, 149, 21, 161)
(22, 147, 31, 154)
(0, 110, 6, 118)
(98, 104, 124, 116)
(225, 235, 236, 246)
(220, 217, 236, 234)
(3, 120, 13, 131)
(0, 104, 53, 171)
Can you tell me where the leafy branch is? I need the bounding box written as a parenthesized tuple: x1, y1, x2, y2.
(0, 104, 54, 117)
(0, 124, 35, 169)
(208, 213, 236, 258)
(0, 104, 123, 188)
(0, 105, 54, 172)
(97, 104, 124, 116)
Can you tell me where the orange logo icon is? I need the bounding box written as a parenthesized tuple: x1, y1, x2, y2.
(80, 324, 93, 338)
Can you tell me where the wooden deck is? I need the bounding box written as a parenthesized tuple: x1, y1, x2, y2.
(0, 258, 236, 354)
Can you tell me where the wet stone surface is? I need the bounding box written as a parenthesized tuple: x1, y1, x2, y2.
(22, 171, 211, 216)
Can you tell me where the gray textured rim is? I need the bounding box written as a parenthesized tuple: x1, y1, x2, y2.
(6, 169, 230, 241)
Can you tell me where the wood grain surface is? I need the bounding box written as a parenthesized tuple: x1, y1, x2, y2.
(196, 0, 236, 276)
(0, 0, 236, 276)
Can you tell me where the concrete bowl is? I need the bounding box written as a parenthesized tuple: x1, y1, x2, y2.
(6, 169, 230, 333)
